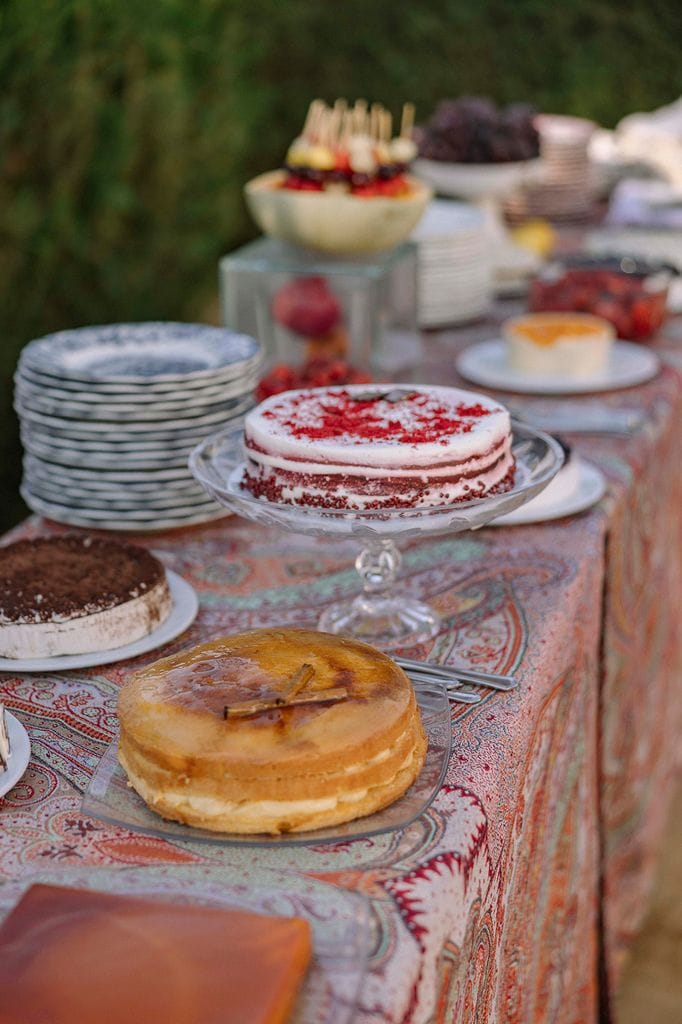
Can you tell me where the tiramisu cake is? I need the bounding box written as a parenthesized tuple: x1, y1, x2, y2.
(242, 384, 515, 510)
(0, 536, 172, 659)
(118, 628, 427, 834)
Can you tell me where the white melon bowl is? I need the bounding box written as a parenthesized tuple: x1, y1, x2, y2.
(244, 170, 432, 255)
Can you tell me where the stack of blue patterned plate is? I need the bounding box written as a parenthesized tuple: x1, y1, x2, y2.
(15, 322, 262, 531)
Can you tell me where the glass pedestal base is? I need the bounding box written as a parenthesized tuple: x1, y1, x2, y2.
(318, 593, 440, 651)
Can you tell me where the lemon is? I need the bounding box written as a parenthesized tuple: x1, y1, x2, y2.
(510, 220, 556, 258)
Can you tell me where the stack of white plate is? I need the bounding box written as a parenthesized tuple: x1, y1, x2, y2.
(505, 115, 599, 222)
(15, 322, 262, 531)
(412, 200, 493, 327)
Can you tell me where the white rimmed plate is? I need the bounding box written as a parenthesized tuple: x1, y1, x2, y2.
(0, 712, 31, 797)
(0, 571, 198, 673)
(456, 339, 660, 394)
(489, 457, 606, 525)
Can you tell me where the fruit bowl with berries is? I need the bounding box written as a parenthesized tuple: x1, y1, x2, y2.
(529, 255, 677, 341)
(245, 98, 431, 255)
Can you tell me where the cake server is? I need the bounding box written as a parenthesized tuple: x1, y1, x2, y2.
(398, 658, 517, 692)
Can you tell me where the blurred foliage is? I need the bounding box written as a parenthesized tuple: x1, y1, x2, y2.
(1, 0, 681, 528)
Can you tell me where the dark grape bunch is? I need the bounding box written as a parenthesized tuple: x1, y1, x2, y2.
(416, 96, 540, 164)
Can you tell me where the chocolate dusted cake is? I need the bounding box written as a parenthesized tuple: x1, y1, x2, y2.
(242, 384, 515, 511)
(0, 536, 172, 659)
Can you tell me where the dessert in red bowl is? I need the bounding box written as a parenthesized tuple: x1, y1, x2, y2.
(529, 255, 676, 341)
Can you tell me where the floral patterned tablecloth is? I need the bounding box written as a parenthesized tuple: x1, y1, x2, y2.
(1, 335, 680, 1023)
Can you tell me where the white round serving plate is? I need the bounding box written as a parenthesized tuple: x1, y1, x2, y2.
(23, 453, 195, 481)
(19, 323, 262, 385)
(414, 157, 543, 200)
(0, 571, 199, 674)
(412, 198, 487, 236)
(456, 339, 660, 394)
(0, 712, 31, 798)
(489, 457, 606, 525)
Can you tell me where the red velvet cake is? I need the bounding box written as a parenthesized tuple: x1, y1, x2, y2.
(242, 384, 515, 510)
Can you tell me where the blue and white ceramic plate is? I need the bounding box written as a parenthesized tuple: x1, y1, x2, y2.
(21, 486, 227, 531)
(19, 323, 262, 385)
(15, 399, 248, 436)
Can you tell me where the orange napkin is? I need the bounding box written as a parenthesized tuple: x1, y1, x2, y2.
(0, 883, 312, 1024)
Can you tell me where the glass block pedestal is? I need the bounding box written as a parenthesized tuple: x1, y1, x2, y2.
(219, 238, 419, 378)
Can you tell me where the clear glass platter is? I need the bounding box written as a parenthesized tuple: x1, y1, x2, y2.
(0, 865, 371, 1024)
(82, 682, 452, 847)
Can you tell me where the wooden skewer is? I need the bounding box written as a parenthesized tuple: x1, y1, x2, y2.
(401, 102, 415, 138)
(223, 686, 348, 720)
(354, 99, 368, 135)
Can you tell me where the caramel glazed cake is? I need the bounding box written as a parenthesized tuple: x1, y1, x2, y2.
(118, 629, 427, 834)
(241, 384, 515, 510)
(0, 536, 172, 659)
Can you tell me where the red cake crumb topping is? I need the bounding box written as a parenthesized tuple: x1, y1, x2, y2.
(271, 390, 492, 446)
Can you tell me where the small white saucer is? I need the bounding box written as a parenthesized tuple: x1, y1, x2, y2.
(0, 712, 31, 797)
(0, 571, 198, 674)
(489, 457, 606, 525)
(456, 339, 660, 393)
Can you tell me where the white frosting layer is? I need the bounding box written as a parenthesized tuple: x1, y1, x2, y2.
(245, 384, 511, 468)
(243, 384, 514, 509)
(0, 578, 172, 659)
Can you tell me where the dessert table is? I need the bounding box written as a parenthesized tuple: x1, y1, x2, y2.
(1, 309, 681, 1024)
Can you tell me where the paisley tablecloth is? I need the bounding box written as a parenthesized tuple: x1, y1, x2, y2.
(1, 337, 681, 1023)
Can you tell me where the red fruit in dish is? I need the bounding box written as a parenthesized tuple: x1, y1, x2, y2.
(272, 276, 342, 337)
(256, 358, 371, 399)
(282, 176, 324, 191)
(255, 364, 298, 401)
(351, 182, 380, 197)
(629, 298, 657, 340)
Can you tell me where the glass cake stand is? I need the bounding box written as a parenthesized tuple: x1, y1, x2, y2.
(190, 422, 563, 650)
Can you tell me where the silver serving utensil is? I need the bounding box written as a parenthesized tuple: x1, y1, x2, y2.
(507, 402, 644, 436)
(406, 672, 481, 705)
(398, 657, 517, 692)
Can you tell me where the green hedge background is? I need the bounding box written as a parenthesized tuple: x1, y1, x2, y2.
(1, 0, 681, 529)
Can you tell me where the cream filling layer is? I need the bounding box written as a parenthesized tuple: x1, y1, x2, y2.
(249, 445, 514, 508)
(127, 748, 416, 826)
(0, 578, 172, 659)
(245, 436, 510, 479)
